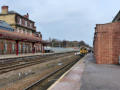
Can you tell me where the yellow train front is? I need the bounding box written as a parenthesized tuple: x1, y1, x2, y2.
(80, 47, 88, 56)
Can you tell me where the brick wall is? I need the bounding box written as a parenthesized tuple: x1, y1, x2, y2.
(94, 22, 120, 64)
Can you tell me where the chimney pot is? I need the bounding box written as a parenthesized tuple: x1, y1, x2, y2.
(2, 6, 8, 9)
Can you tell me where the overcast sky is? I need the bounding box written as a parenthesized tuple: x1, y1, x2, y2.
(0, 0, 120, 46)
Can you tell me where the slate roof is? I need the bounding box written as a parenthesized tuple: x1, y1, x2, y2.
(8, 10, 18, 14)
(0, 20, 14, 31)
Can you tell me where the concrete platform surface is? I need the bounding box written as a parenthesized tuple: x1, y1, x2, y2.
(48, 55, 85, 90)
(48, 53, 120, 90)
(80, 54, 120, 90)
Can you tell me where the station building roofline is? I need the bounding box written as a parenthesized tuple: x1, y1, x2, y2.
(0, 11, 35, 23)
(96, 21, 120, 26)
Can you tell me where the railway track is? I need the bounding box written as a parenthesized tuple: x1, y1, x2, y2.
(0, 52, 75, 74)
(24, 55, 81, 90)
(0, 52, 73, 66)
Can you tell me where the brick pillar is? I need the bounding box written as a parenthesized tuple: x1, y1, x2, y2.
(42, 45, 45, 53)
(16, 41, 19, 55)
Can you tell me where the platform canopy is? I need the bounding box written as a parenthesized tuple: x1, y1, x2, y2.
(0, 29, 44, 43)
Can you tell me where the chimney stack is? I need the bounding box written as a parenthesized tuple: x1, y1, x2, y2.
(24, 13, 29, 18)
(27, 13, 29, 18)
(1, 6, 8, 14)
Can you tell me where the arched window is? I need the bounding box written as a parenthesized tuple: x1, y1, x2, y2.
(19, 18, 22, 25)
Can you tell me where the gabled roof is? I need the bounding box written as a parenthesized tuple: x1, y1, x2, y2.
(0, 20, 14, 31)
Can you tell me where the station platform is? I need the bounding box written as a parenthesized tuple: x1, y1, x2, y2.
(48, 53, 120, 90)
(0, 53, 53, 60)
(48, 54, 85, 90)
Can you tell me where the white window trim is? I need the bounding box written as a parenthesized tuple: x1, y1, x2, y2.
(25, 21, 27, 27)
(12, 43, 15, 51)
(19, 18, 22, 25)
(4, 42, 7, 53)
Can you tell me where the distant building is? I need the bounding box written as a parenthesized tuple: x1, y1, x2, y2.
(47, 39, 88, 48)
(61, 41, 79, 48)
(0, 6, 45, 55)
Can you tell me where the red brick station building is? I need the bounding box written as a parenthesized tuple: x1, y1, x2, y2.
(0, 6, 46, 55)
(94, 11, 120, 64)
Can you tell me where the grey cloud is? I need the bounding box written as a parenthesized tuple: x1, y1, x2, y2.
(1, 0, 120, 46)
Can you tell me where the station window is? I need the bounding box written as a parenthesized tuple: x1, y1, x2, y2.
(12, 43, 15, 52)
(28, 30, 31, 35)
(25, 21, 27, 27)
(25, 30, 27, 34)
(19, 43, 21, 52)
(19, 18, 22, 25)
(4, 42, 7, 53)
(17, 28, 19, 32)
(30, 23, 32, 28)
(30, 31, 32, 35)
(17, 17, 20, 24)
(21, 29, 23, 33)
(23, 29, 25, 34)
(26, 45, 28, 53)
(39, 44, 41, 51)
(22, 19, 25, 25)
(30, 45, 32, 52)
(32, 23, 34, 28)
(22, 43, 25, 53)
